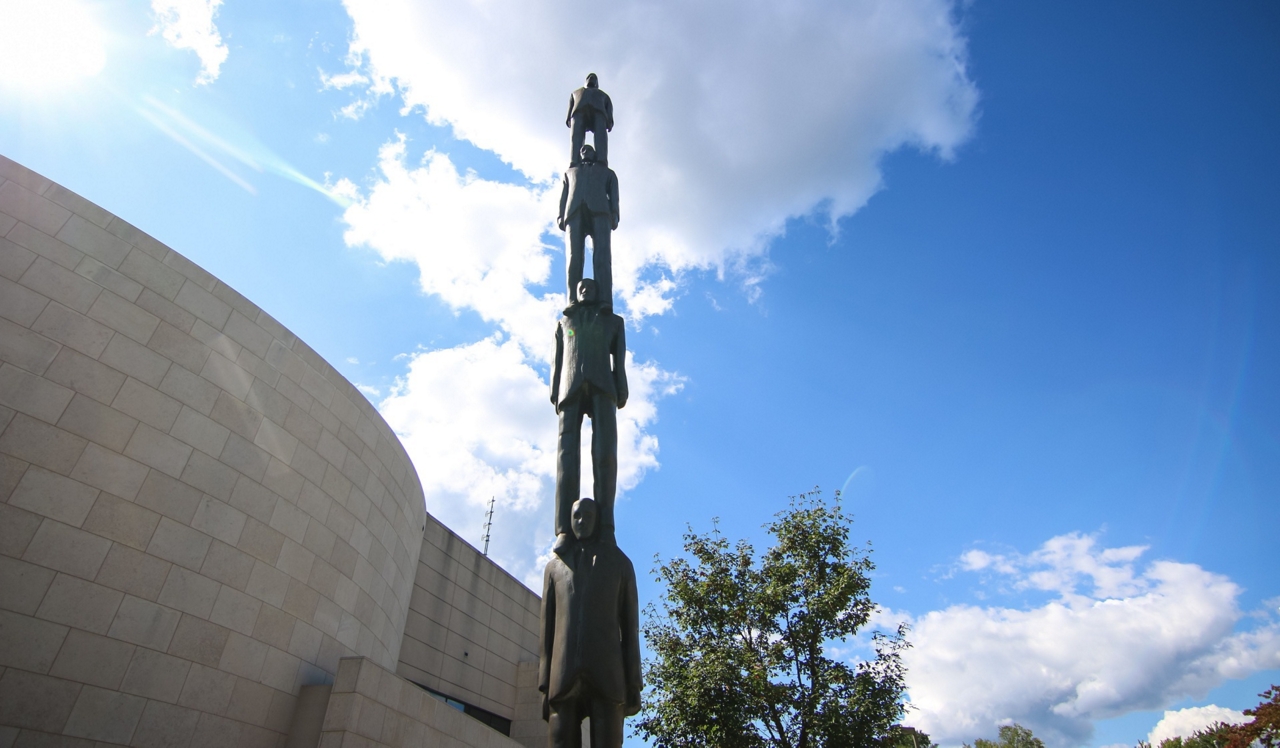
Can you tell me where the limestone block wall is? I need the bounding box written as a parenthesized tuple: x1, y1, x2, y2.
(0, 154, 427, 745)
(316, 656, 530, 748)
(396, 516, 542, 732)
(510, 661, 548, 748)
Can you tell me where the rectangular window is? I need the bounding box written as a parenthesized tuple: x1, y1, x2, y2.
(412, 680, 513, 736)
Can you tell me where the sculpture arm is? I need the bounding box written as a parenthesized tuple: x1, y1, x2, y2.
(605, 94, 614, 131)
(551, 322, 564, 407)
(620, 557, 642, 715)
(608, 170, 620, 230)
(612, 318, 628, 409)
(566, 93, 576, 128)
(539, 564, 556, 702)
(557, 174, 569, 231)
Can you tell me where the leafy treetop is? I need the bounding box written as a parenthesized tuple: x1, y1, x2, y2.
(637, 489, 909, 748)
(1140, 686, 1280, 748)
(966, 725, 1046, 748)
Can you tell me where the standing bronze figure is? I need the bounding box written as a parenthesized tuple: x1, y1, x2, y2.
(558, 144, 619, 311)
(550, 279, 627, 551)
(539, 498, 641, 748)
(567, 73, 613, 166)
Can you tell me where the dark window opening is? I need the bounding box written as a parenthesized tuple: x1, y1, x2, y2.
(409, 680, 513, 737)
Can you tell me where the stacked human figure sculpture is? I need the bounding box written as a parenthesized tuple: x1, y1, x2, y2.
(540, 74, 642, 748)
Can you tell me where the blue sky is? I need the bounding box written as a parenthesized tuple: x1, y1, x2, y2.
(1, 1, 1276, 746)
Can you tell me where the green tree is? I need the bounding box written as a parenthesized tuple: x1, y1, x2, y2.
(879, 725, 938, 748)
(1149, 685, 1280, 748)
(1151, 732, 1228, 748)
(968, 725, 1046, 748)
(636, 489, 909, 748)
(1226, 685, 1280, 748)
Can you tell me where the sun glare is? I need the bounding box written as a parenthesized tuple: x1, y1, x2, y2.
(0, 0, 107, 92)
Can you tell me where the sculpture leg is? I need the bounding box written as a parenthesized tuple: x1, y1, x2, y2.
(570, 115, 588, 166)
(589, 216, 612, 310)
(548, 697, 583, 748)
(588, 696, 624, 748)
(566, 216, 587, 306)
(590, 110, 609, 165)
(555, 402, 584, 539)
(589, 393, 617, 536)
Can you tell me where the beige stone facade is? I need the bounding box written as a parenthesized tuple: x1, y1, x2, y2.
(307, 656, 530, 748)
(0, 155, 546, 747)
(396, 520, 546, 747)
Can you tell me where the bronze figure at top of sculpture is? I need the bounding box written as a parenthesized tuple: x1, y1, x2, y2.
(567, 73, 613, 166)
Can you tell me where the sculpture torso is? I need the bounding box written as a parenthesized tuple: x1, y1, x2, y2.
(567, 86, 614, 129)
(540, 542, 639, 704)
(555, 304, 623, 409)
(561, 163, 617, 220)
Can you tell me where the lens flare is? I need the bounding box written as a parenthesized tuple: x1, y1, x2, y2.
(0, 0, 107, 92)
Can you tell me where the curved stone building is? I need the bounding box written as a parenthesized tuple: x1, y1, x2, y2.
(0, 155, 544, 748)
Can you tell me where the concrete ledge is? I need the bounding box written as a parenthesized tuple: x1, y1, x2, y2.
(316, 656, 532, 748)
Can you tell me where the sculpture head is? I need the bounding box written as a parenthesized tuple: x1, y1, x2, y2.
(585, 73, 598, 89)
(571, 498, 598, 540)
(576, 278, 598, 304)
(579, 144, 596, 163)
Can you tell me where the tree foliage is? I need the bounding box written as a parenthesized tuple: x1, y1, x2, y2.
(1226, 685, 1280, 748)
(637, 489, 909, 748)
(967, 725, 1046, 748)
(1144, 686, 1280, 748)
(879, 725, 939, 748)
(1145, 732, 1227, 748)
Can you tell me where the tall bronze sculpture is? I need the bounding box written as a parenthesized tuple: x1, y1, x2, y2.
(540, 74, 641, 748)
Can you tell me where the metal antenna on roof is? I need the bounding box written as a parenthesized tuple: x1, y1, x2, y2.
(481, 497, 495, 556)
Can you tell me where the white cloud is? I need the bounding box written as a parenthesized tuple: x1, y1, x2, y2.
(958, 548, 1020, 576)
(900, 533, 1280, 748)
(151, 0, 228, 84)
(614, 359, 685, 495)
(334, 0, 978, 311)
(957, 534, 1150, 600)
(338, 131, 683, 582)
(331, 0, 976, 577)
(1147, 706, 1247, 746)
(319, 61, 385, 119)
(380, 337, 551, 509)
(319, 68, 370, 91)
(375, 335, 679, 586)
(376, 335, 554, 586)
(335, 136, 563, 353)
